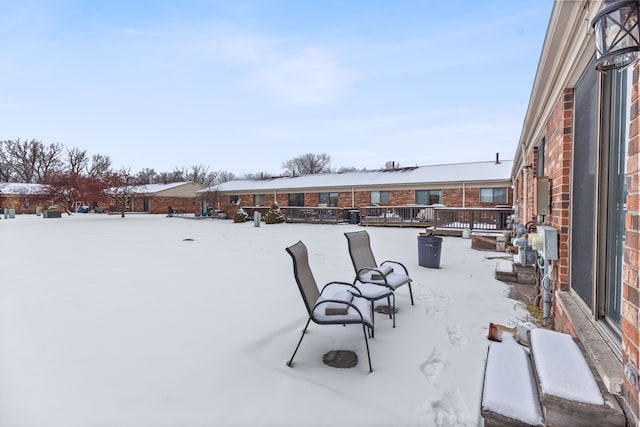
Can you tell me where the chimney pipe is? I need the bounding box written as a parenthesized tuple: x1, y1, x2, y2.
(496, 152, 500, 164)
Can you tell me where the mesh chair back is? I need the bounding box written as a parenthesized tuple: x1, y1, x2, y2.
(286, 241, 321, 316)
(345, 231, 378, 272)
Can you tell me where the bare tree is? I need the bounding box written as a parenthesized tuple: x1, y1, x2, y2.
(104, 168, 139, 218)
(337, 166, 361, 173)
(216, 170, 236, 183)
(35, 142, 64, 181)
(242, 171, 272, 180)
(384, 161, 400, 170)
(181, 164, 211, 184)
(0, 140, 71, 183)
(67, 147, 89, 177)
(136, 168, 160, 184)
(282, 153, 331, 176)
(87, 154, 111, 178)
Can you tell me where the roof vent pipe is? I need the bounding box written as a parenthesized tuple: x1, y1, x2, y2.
(496, 152, 500, 164)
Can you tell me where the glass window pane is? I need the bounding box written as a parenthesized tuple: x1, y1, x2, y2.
(371, 191, 380, 204)
(480, 188, 492, 203)
(494, 188, 507, 203)
(329, 192, 339, 207)
(429, 190, 442, 205)
(604, 67, 630, 328)
(288, 193, 304, 206)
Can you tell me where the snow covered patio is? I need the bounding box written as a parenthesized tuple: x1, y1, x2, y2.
(0, 214, 530, 426)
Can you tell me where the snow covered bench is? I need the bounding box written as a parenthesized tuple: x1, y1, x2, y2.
(482, 329, 625, 427)
(529, 328, 625, 427)
(481, 334, 544, 426)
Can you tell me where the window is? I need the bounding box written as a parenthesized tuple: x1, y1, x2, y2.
(253, 194, 265, 205)
(536, 139, 545, 177)
(229, 195, 239, 204)
(415, 190, 442, 205)
(571, 61, 598, 308)
(480, 188, 507, 203)
(371, 191, 390, 204)
(599, 67, 631, 330)
(319, 192, 339, 207)
(288, 193, 304, 206)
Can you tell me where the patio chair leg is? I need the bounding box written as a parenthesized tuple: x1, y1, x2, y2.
(287, 318, 311, 368)
(362, 324, 372, 373)
(370, 301, 375, 338)
(408, 281, 414, 305)
(386, 296, 392, 319)
(391, 293, 396, 328)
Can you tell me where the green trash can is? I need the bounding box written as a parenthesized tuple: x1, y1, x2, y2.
(418, 235, 442, 268)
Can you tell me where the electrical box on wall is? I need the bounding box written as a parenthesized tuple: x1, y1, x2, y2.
(535, 225, 558, 261)
(536, 177, 551, 216)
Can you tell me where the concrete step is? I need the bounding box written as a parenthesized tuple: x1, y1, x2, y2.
(481, 334, 544, 426)
(495, 260, 517, 282)
(481, 328, 626, 426)
(529, 329, 625, 427)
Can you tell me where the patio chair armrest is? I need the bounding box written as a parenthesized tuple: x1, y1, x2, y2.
(355, 267, 391, 286)
(380, 260, 409, 276)
(320, 281, 363, 297)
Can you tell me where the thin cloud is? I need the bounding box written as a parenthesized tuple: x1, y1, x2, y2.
(252, 46, 356, 106)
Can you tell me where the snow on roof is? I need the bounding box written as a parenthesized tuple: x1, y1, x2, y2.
(0, 182, 52, 195)
(130, 182, 192, 194)
(206, 160, 513, 193)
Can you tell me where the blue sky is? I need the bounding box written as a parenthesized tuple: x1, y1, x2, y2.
(0, 1, 553, 176)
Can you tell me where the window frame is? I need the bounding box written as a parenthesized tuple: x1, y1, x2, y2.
(480, 188, 507, 204)
(415, 189, 442, 205)
(288, 193, 305, 207)
(370, 190, 390, 205)
(319, 192, 339, 207)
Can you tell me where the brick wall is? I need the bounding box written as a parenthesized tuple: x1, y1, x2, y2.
(0, 195, 51, 214)
(215, 186, 513, 218)
(623, 64, 640, 423)
(544, 89, 573, 290)
(130, 196, 200, 215)
(512, 89, 573, 318)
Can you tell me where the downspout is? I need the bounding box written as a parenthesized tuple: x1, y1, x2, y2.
(351, 186, 355, 208)
(522, 149, 528, 222)
(523, 170, 528, 222)
(462, 183, 466, 208)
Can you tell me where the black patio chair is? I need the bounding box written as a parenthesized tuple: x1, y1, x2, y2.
(285, 241, 374, 372)
(344, 231, 414, 315)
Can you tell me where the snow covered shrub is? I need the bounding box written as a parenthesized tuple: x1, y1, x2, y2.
(233, 208, 250, 223)
(264, 203, 285, 224)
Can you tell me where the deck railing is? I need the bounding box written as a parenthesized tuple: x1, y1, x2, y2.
(359, 205, 513, 230)
(238, 205, 513, 230)
(433, 207, 512, 231)
(241, 206, 351, 224)
(358, 205, 435, 226)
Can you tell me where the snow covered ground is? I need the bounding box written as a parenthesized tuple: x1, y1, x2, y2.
(0, 214, 531, 426)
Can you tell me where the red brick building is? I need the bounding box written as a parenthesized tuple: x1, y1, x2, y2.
(512, 1, 640, 424)
(203, 159, 513, 218)
(0, 183, 53, 214)
(110, 182, 205, 215)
